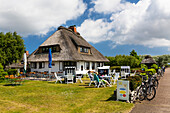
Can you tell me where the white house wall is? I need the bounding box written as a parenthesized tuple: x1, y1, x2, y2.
(31, 61, 103, 74)
(31, 62, 60, 72)
(76, 61, 97, 74)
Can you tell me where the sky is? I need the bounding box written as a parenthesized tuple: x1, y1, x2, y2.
(0, 0, 170, 56)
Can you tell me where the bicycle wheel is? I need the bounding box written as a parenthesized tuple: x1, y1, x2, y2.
(137, 85, 147, 101)
(153, 79, 159, 89)
(146, 86, 156, 101)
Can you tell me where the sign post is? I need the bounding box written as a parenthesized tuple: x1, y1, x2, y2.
(117, 80, 129, 102)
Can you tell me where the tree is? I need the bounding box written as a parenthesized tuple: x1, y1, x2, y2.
(105, 56, 116, 66)
(153, 55, 170, 67)
(130, 49, 140, 60)
(0, 32, 25, 68)
(105, 55, 140, 68)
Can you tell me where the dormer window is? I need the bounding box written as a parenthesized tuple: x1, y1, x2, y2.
(40, 45, 61, 53)
(80, 47, 89, 53)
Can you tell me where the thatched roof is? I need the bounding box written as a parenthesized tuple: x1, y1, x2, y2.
(28, 26, 109, 62)
(6, 63, 24, 69)
(141, 55, 156, 64)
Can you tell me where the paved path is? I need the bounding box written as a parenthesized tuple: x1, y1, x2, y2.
(130, 68, 170, 113)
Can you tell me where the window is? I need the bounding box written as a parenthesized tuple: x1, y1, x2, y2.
(46, 47, 49, 52)
(39, 62, 45, 69)
(80, 47, 89, 53)
(85, 62, 90, 70)
(56, 46, 60, 52)
(31, 62, 37, 69)
(41, 45, 60, 53)
(64, 61, 76, 66)
(101, 63, 104, 67)
(80, 47, 83, 52)
(97, 62, 100, 67)
(92, 62, 95, 70)
(42, 48, 46, 53)
(52, 46, 56, 52)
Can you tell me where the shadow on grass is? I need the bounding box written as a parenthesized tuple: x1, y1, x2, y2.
(79, 83, 97, 88)
(106, 92, 117, 101)
(3, 84, 22, 86)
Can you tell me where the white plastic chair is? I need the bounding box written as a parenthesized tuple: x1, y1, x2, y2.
(88, 73, 96, 86)
(112, 69, 116, 75)
(111, 73, 119, 84)
(131, 70, 136, 76)
(54, 72, 62, 84)
(76, 74, 83, 83)
(66, 75, 74, 84)
(121, 71, 126, 79)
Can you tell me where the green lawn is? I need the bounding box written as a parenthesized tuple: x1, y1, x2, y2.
(0, 79, 133, 113)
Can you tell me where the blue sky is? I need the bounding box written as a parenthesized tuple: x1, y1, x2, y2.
(0, 0, 170, 56)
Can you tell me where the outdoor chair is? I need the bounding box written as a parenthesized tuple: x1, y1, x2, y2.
(76, 74, 83, 83)
(111, 69, 116, 75)
(131, 70, 136, 76)
(94, 74, 105, 88)
(54, 72, 62, 84)
(66, 75, 74, 84)
(121, 71, 126, 79)
(110, 73, 119, 85)
(88, 74, 96, 86)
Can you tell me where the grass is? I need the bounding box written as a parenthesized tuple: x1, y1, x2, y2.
(0, 79, 134, 113)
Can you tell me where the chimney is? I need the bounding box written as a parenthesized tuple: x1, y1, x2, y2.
(26, 51, 29, 56)
(68, 25, 77, 33)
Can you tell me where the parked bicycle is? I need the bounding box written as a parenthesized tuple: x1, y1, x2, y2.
(137, 74, 156, 101)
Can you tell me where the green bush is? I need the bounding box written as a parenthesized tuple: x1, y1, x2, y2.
(126, 76, 142, 91)
(151, 64, 158, 69)
(146, 69, 156, 75)
(110, 66, 120, 72)
(7, 69, 17, 75)
(0, 63, 8, 82)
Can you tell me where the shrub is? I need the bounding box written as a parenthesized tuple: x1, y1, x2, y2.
(0, 63, 8, 82)
(7, 69, 17, 75)
(151, 64, 158, 69)
(110, 66, 120, 72)
(146, 69, 156, 75)
(126, 76, 142, 91)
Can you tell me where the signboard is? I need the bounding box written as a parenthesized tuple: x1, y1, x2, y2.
(117, 80, 129, 102)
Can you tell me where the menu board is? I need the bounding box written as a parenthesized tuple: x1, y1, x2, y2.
(117, 80, 129, 102)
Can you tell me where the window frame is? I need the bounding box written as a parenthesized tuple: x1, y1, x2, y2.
(92, 62, 95, 70)
(85, 62, 90, 70)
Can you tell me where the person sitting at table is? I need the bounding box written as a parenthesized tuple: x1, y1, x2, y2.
(96, 72, 111, 87)
(103, 70, 108, 76)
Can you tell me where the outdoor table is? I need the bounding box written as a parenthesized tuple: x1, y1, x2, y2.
(63, 75, 76, 83)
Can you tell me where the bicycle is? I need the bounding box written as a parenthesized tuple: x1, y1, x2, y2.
(146, 74, 156, 101)
(137, 74, 156, 101)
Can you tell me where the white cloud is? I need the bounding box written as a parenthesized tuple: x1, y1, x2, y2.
(0, 0, 86, 36)
(77, 19, 112, 43)
(78, 0, 170, 49)
(91, 0, 131, 14)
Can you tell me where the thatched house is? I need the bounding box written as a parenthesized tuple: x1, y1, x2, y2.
(28, 26, 109, 75)
(141, 55, 156, 68)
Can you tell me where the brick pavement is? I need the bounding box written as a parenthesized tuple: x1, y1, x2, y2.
(130, 68, 170, 113)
